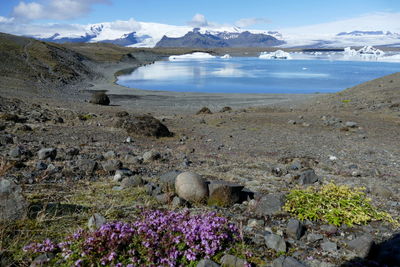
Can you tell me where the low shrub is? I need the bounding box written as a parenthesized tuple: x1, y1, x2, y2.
(283, 183, 398, 227)
(24, 209, 239, 266)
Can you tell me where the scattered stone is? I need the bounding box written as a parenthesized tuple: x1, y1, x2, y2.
(0, 178, 27, 221)
(143, 151, 161, 163)
(321, 240, 337, 252)
(220, 106, 232, 112)
(90, 92, 110, 105)
(298, 169, 319, 185)
(288, 120, 296, 125)
(320, 225, 337, 235)
(9, 147, 23, 158)
(66, 148, 79, 156)
(120, 176, 143, 188)
(124, 154, 142, 164)
(0, 113, 24, 123)
(88, 213, 106, 231)
(175, 172, 209, 203)
(159, 170, 182, 192)
(254, 193, 285, 216)
(273, 256, 307, 267)
(30, 253, 54, 266)
(247, 219, 264, 228)
(103, 151, 116, 160)
(197, 259, 220, 267)
(347, 234, 374, 257)
(102, 160, 122, 172)
(171, 196, 185, 208)
(196, 107, 212, 115)
(17, 124, 32, 131)
(77, 159, 98, 175)
(286, 219, 305, 240)
(271, 166, 287, 177)
(36, 161, 48, 171)
(208, 181, 244, 207)
(37, 148, 57, 160)
(345, 121, 358, 128)
(155, 193, 171, 204)
(0, 134, 13, 145)
(220, 254, 247, 267)
(265, 232, 287, 253)
(116, 111, 129, 117)
(116, 115, 172, 138)
(307, 233, 323, 243)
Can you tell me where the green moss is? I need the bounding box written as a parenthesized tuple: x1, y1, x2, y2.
(283, 183, 398, 227)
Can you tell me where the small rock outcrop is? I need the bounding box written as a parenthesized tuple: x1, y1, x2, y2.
(196, 107, 212, 115)
(175, 172, 209, 203)
(89, 92, 110, 106)
(116, 115, 172, 138)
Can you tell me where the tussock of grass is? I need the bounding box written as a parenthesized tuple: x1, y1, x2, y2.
(0, 180, 156, 264)
(283, 183, 398, 227)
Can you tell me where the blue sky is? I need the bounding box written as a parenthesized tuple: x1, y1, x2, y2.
(0, 0, 399, 28)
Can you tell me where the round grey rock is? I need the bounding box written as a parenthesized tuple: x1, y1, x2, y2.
(37, 148, 57, 160)
(175, 172, 209, 203)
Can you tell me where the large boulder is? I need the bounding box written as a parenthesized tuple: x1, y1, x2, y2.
(175, 172, 209, 203)
(89, 92, 110, 105)
(0, 178, 27, 221)
(116, 115, 172, 138)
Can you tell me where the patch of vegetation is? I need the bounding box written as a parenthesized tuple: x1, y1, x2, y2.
(23, 210, 239, 266)
(341, 99, 351, 103)
(0, 180, 157, 264)
(283, 183, 398, 227)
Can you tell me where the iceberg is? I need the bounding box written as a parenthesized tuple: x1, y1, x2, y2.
(169, 52, 216, 61)
(259, 50, 292, 59)
(343, 46, 385, 60)
(221, 54, 231, 59)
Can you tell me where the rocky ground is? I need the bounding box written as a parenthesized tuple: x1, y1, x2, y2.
(1, 77, 400, 266)
(1, 33, 400, 267)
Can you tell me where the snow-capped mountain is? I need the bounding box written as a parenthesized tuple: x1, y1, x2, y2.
(29, 18, 400, 48)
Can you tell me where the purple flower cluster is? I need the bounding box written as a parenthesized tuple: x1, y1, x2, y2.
(24, 210, 239, 266)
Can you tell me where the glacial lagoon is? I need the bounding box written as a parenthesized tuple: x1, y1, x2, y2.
(117, 54, 400, 94)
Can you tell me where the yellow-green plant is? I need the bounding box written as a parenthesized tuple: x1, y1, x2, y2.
(283, 183, 398, 227)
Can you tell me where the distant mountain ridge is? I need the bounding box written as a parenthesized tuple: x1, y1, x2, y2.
(20, 18, 400, 48)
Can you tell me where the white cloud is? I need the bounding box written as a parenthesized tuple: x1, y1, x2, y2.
(0, 16, 15, 23)
(235, 18, 271, 28)
(12, 0, 110, 21)
(188, 13, 208, 27)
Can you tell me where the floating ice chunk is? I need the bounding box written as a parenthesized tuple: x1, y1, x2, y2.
(343, 47, 358, 56)
(169, 52, 216, 61)
(302, 67, 308, 70)
(358, 46, 385, 56)
(259, 50, 292, 60)
(343, 46, 385, 60)
(221, 54, 231, 59)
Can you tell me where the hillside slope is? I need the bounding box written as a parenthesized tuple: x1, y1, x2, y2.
(0, 33, 94, 91)
(310, 72, 400, 113)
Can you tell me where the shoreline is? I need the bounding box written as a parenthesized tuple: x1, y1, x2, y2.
(85, 58, 322, 115)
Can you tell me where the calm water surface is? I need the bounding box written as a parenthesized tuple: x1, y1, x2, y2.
(117, 57, 400, 94)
